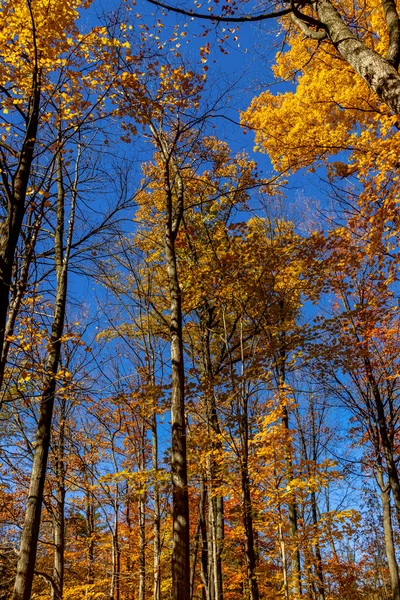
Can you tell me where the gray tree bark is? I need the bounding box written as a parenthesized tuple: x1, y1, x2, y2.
(159, 142, 190, 600)
(315, 0, 400, 115)
(376, 465, 400, 600)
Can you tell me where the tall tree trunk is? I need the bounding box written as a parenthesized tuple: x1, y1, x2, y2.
(52, 398, 66, 600)
(238, 392, 259, 600)
(152, 411, 161, 600)
(282, 401, 302, 599)
(309, 399, 325, 600)
(201, 306, 224, 600)
(0, 200, 45, 387)
(241, 461, 259, 600)
(278, 515, 289, 600)
(376, 464, 400, 600)
(0, 71, 41, 389)
(12, 137, 77, 600)
(139, 426, 146, 600)
(162, 152, 190, 600)
(234, 319, 259, 600)
(84, 470, 96, 594)
(277, 327, 302, 598)
(200, 477, 210, 600)
(364, 356, 400, 529)
(110, 496, 121, 600)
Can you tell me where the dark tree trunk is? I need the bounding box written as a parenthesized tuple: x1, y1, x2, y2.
(239, 393, 259, 600)
(152, 411, 161, 600)
(0, 77, 41, 389)
(12, 145, 75, 600)
(163, 156, 190, 600)
(52, 399, 66, 600)
(201, 307, 224, 600)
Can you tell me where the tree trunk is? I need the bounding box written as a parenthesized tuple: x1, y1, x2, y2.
(376, 465, 400, 600)
(201, 307, 224, 600)
(85, 471, 96, 592)
(163, 156, 190, 600)
(363, 356, 400, 529)
(310, 415, 325, 600)
(152, 411, 161, 600)
(317, 0, 400, 115)
(139, 431, 146, 600)
(239, 393, 259, 600)
(278, 333, 302, 598)
(0, 76, 41, 388)
(200, 477, 210, 600)
(190, 476, 208, 600)
(0, 203, 44, 388)
(278, 516, 290, 600)
(12, 140, 75, 600)
(52, 398, 66, 600)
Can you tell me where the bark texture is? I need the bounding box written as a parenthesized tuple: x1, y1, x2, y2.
(163, 157, 190, 600)
(376, 466, 400, 600)
(316, 0, 400, 115)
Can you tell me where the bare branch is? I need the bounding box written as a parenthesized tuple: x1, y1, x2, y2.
(146, 0, 291, 22)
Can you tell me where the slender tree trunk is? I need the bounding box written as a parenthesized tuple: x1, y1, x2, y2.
(0, 201, 45, 388)
(162, 154, 190, 600)
(278, 341, 301, 598)
(85, 481, 96, 592)
(110, 495, 121, 600)
(235, 320, 259, 600)
(201, 307, 224, 600)
(239, 394, 259, 600)
(190, 510, 201, 600)
(12, 138, 76, 600)
(0, 75, 41, 386)
(364, 356, 400, 529)
(52, 399, 66, 600)
(139, 431, 146, 600)
(376, 465, 400, 600)
(190, 476, 208, 600)
(310, 413, 325, 600)
(200, 477, 210, 600)
(207, 490, 215, 600)
(152, 411, 161, 600)
(241, 463, 259, 600)
(278, 518, 289, 600)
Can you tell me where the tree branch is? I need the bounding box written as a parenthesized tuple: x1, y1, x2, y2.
(146, 0, 291, 22)
(291, 13, 327, 39)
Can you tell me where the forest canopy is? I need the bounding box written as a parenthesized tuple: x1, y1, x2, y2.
(0, 0, 400, 600)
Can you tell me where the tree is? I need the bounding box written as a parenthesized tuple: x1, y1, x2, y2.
(147, 0, 400, 115)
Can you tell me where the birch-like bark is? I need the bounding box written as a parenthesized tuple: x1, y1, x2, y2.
(376, 463, 400, 600)
(315, 0, 400, 115)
